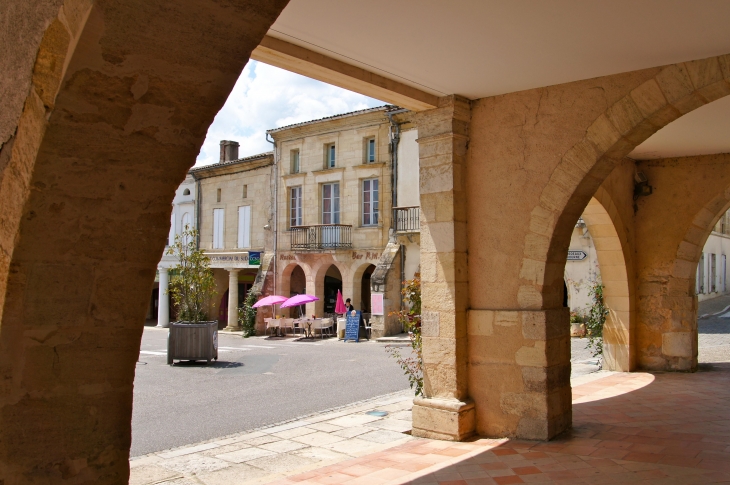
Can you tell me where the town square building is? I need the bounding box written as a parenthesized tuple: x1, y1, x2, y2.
(155, 107, 421, 337)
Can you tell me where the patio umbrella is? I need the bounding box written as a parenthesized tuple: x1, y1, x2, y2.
(252, 294, 288, 318)
(335, 289, 347, 315)
(280, 294, 319, 309)
(252, 295, 288, 308)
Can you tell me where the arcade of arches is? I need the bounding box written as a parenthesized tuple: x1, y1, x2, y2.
(4, 1, 730, 482)
(279, 259, 377, 319)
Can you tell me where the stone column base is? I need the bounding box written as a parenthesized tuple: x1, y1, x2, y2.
(412, 397, 476, 441)
(221, 326, 241, 332)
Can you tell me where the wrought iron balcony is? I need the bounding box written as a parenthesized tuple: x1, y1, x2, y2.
(290, 224, 352, 250)
(394, 206, 420, 233)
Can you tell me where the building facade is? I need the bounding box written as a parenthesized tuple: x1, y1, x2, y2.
(156, 108, 421, 337)
(155, 144, 274, 330)
(267, 106, 420, 338)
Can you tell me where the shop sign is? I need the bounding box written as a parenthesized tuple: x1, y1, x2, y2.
(567, 250, 587, 261)
(351, 251, 380, 261)
(249, 252, 261, 266)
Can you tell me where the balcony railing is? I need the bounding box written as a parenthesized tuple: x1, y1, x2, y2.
(290, 224, 352, 250)
(394, 206, 420, 233)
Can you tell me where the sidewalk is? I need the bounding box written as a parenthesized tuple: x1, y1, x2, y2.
(130, 390, 415, 485)
(267, 364, 730, 484)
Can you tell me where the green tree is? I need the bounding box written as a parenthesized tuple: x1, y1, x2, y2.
(166, 226, 216, 323)
(585, 282, 608, 367)
(238, 290, 258, 337)
(387, 273, 423, 396)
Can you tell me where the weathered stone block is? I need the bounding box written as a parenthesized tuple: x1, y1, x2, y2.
(630, 79, 667, 117)
(656, 63, 694, 104)
(411, 397, 475, 441)
(421, 311, 440, 337)
(685, 57, 723, 89)
(606, 95, 644, 136)
(662, 332, 692, 358)
(586, 113, 622, 153)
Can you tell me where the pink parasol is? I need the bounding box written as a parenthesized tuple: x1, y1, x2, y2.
(252, 295, 288, 308)
(280, 294, 319, 309)
(335, 290, 347, 314)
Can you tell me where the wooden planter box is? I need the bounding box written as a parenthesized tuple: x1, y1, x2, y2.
(167, 321, 218, 365)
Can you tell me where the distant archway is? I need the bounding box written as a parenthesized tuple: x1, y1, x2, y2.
(322, 265, 343, 315)
(581, 193, 634, 371)
(361, 265, 376, 312)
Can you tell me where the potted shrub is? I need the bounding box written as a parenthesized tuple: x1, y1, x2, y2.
(166, 227, 218, 365)
(569, 311, 586, 337)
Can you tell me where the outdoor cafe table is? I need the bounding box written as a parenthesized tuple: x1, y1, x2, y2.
(298, 318, 329, 338)
(265, 318, 281, 337)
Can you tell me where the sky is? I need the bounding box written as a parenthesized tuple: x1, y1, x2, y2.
(195, 61, 385, 167)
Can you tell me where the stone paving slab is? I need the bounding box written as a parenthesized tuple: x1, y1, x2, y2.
(267, 363, 730, 484)
(130, 390, 415, 485)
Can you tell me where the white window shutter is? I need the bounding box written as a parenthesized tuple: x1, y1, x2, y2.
(238, 206, 251, 248)
(213, 209, 224, 249)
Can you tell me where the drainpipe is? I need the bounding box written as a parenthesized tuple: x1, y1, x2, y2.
(266, 133, 278, 295)
(386, 108, 408, 317)
(386, 108, 408, 229)
(192, 172, 201, 249)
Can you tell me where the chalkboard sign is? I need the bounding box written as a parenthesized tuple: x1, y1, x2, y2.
(344, 310, 361, 342)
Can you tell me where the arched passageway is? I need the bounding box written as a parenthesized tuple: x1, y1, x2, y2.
(360, 264, 376, 313)
(419, 57, 730, 442)
(288, 265, 307, 318)
(322, 265, 343, 315)
(581, 193, 635, 371)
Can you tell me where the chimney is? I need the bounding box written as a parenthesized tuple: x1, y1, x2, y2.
(219, 140, 239, 163)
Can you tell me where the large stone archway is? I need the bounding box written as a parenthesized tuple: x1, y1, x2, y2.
(415, 55, 730, 442)
(0, 1, 288, 482)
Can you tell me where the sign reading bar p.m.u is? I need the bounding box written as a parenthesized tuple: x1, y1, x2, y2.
(567, 250, 587, 261)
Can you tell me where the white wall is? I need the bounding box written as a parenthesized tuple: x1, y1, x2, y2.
(397, 129, 419, 208)
(563, 225, 601, 316)
(696, 232, 730, 302)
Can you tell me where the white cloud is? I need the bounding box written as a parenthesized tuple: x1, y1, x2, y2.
(195, 61, 385, 166)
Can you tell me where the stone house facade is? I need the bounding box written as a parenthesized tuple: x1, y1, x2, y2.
(267, 106, 420, 338)
(155, 146, 274, 330)
(156, 107, 421, 337)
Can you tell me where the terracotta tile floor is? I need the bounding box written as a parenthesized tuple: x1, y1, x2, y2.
(267, 363, 730, 484)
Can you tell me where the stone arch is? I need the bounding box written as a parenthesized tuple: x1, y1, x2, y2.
(314, 263, 345, 316)
(581, 190, 635, 371)
(525, 55, 730, 310)
(673, 186, 730, 293)
(279, 262, 311, 317)
(352, 262, 377, 312)
(0, 1, 287, 481)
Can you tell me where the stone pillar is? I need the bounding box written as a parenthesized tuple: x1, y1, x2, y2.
(157, 267, 170, 328)
(226, 269, 241, 331)
(411, 96, 476, 441)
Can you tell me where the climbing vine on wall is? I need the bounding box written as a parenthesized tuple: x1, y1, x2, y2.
(585, 282, 608, 367)
(387, 273, 423, 396)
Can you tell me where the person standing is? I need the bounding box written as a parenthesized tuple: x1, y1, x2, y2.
(345, 298, 355, 312)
